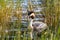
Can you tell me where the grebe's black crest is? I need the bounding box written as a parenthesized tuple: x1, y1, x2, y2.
(28, 11, 34, 16)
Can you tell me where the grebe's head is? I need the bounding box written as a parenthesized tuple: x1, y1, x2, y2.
(28, 10, 35, 19)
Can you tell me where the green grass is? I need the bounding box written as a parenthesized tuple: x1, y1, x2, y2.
(19, 26, 60, 40)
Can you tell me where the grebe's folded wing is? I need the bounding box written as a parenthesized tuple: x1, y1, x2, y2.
(32, 21, 48, 32)
(32, 21, 43, 27)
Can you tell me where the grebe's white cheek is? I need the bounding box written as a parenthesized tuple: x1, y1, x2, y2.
(30, 13, 35, 16)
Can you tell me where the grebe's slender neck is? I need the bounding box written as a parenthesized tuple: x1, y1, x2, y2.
(29, 19, 34, 28)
